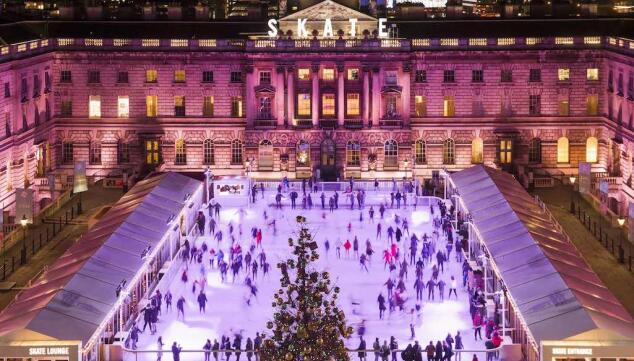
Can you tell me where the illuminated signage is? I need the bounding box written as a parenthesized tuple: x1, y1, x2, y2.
(552, 348, 593, 356)
(267, 18, 389, 38)
(28, 347, 70, 356)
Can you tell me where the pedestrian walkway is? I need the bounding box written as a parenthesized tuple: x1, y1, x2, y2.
(0, 182, 124, 310)
(533, 186, 634, 317)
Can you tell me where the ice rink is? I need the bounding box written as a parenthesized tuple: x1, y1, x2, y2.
(134, 190, 486, 359)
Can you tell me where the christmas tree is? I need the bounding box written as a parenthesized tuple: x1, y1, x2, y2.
(259, 215, 353, 361)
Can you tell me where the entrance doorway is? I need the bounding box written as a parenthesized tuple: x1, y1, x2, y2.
(320, 138, 337, 181)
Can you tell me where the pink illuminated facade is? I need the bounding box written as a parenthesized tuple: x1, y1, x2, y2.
(0, 4, 633, 216)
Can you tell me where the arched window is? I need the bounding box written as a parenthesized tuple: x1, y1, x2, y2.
(415, 139, 426, 165)
(346, 140, 361, 167)
(443, 138, 455, 165)
(259, 139, 274, 170)
(89, 141, 101, 165)
(471, 138, 483, 164)
(296, 140, 310, 167)
(231, 139, 243, 165)
(384, 139, 398, 168)
(528, 138, 542, 163)
(203, 139, 214, 165)
(175, 139, 187, 165)
(586, 137, 598, 163)
(557, 137, 569, 163)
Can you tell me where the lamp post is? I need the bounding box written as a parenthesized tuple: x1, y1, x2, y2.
(245, 159, 252, 205)
(20, 214, 28, 265)
(618, 216, 626, 264)
(569, 176, 576, 213)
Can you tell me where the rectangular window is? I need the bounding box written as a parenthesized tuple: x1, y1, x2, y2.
(586, 95, 598, 115)
(259, 71, 271, 85)
(20, 77, 27, 101)
(174, 96, 186, 116)
(385, 70, 398, 85)
(472, 70, 484, 83)
(62, 142, 73, 164)
(529, 69, 541, 82)
(203, 96, 214, 117)
(415, 95, 426, 117)
(322, 93, 335, 116)
(146, 69, 158, 83)
(117, 96, 129, 117)
(558, 68, 570, 81)
(44, 72, 51, 92)
(558, 100, 569, 116)
(322, 68, 335, 81)
(146, 95, 158, 117)
(145, 140, 160, 164)
(501, 70, 513, 82)
(587, 68, 599, 81)
(529, 95, 541, 115)
(202, 71, 214, 83)
(443, 96, 455, 117)
(117, 142, 130, 164)
(297, 93, 311, 116)
(89, 95, 101, 118)
(346, 93, 360, 116)
(174, 70, 186, 83)
(61, 100, 72, 116)
(415, 70, 427, 83)
(230, 71, 242, 83)
(347, 68, 359, 81)
(88, 70, 100, 84)
(231, 96, 243, 117)
(4, 82, 9, 98)
(89, 142, 101, 165)
(33, 74, 40, 97)
(443, 70, 455, 83)
(499, 140, 512, 164)
(298, 68, 310, 81)
(60, 70, 72, 83)
(117, 71, 129, 84)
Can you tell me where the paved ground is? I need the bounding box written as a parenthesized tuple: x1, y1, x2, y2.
(533, 185, 634, 317)
(0, 183, 124, 309)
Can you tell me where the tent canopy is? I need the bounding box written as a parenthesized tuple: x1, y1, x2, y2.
(0, 172, 201, 344)
(450, 165, 634, 344)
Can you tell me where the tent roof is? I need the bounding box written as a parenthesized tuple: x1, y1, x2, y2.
(450, 165, 634, 344)
(0, 172, 200, 344)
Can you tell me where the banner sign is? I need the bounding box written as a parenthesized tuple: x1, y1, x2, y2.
(15, 188, 33, 223)
(73, 161, 88, 194)
(578, 162, 591, 194)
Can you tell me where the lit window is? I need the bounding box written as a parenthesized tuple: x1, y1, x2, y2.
(296, 140, 310, 166)
(558, 100, 569, 116)
(298, 68, 310, 80)
(443, 96, 455, 117)
(471, 138, 483, 164)
(203, 96, 214, 117)
(415, 139, 426, 164)
(443, 139, 455, 165)
(384, 140, 398, 168)
(347, 68, 359, 81)
(89, 95, 101, 118)
(587, 68, 599, 81)
(586, 137, 598, 163)
(499, 139, 512, 164)
(231, 96, 243, 117)
(346, 93, 360, 116)
(322, 68, 335, 81)
(415, 96, 426, 117)
(297, 93, 311, 117)
(586, 95, 598, 115)
(557, 137, 569, 163)
(117, 96, 129, 118)
(146, 95, 158, 117)
(174, 70, 186, 83)
(322, 94, 335, 116)
(174, 96, 186, 116)
(145, 140, 160, 164)
(175, 138, 186, 165)
(558, 68, 570, 81)
(89, 141, 101, 165)
(146, 69, 157, 83)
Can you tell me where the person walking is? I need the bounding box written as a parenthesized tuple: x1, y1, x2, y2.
(377, 293, 386, 319)
(473, 312, 483, 340)
(156, 337, 164, 361)
(449, 276, 458, 299)
(197, 291, 208, 312)
(177, 295, 186, 320)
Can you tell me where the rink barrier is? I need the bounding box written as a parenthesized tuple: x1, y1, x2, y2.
(121, 345, 507, 361)
(254, 180, 416, 193)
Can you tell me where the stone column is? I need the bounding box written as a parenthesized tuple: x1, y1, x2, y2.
(401, 62, 411, 126)
(362, 66, 370, 127)
(337, 63, 345, 127)
(287, 65, 295, 125)
(371, 66, 381, 127)
(311, 63, 320, 127)
(276, 65, 285, 126)
(245, 64, 255, 125)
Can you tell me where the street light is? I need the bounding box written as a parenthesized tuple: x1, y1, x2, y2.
(618, 217, 626, 264)
(20, 214, 28, 264)
(569, 176, 576, 213)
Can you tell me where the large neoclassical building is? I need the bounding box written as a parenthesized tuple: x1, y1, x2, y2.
(0, 0, 633, 214)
